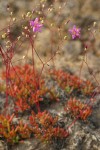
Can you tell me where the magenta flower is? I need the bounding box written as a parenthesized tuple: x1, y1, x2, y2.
(30, 18, 43, 32)
(69, 25, 81, 39)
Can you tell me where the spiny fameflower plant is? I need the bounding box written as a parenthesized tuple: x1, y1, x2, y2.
(0, 0, 98, 148)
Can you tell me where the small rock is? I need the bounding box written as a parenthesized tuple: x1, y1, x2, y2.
(0, 141, 7, 150)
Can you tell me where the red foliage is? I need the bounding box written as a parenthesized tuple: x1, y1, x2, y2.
(1, 64, 45, 112)
(0, 114, 31, 144)
(29, 111, 68, 142)
(50, 70, 94, 95)
(15, 120, 31, 139)
(65, 98, 92, 120)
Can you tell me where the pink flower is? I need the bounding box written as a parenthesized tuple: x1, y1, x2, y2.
(30, 18, 43, 32)
(69, 25, 81, 39)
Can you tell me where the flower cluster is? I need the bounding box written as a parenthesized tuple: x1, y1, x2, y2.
(69, 25, 81, 39)
(30, 18, 43, 32)
(29, 18, 81, 40)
